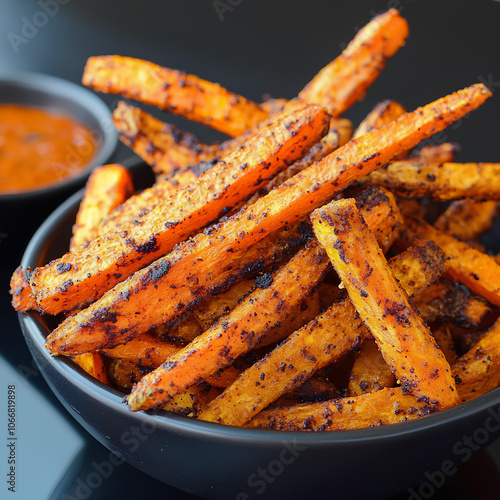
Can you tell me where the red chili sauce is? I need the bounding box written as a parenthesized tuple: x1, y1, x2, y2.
(0, 104, 96, 193)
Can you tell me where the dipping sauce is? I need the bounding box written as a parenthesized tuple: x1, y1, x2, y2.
(0, 104, 97, 194)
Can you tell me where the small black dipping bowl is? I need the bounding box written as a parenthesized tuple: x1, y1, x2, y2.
(0, 72, 117, 203)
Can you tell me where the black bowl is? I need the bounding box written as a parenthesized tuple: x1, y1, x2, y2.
(18, 186, 500, 500)
(0, 72, 117, 203)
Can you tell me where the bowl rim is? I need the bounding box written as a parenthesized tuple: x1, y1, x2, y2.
(18, 185, 500, 447)
(0, 71, 117, 201)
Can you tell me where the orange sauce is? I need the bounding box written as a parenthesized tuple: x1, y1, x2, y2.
(0, 104, 97, 194)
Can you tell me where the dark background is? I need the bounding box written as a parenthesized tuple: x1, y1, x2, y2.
(1, 0, 500, 498)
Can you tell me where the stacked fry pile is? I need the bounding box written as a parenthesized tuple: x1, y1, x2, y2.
(11, 9, 500, 431)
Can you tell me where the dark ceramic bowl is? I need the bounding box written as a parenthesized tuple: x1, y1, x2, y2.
(0, 72, 117, 202)
(18, 186, 500, 500)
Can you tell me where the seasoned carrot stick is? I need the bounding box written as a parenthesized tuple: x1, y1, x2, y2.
(406, 217, 500, 307)
(353, 99, 407, 139)
(347, 339, 396, 396)
(453, 318, 500, 402)
(112, 101, 222, 176)
(311, 199, 459, 409)
(246, 386, 431, 431)
(31, 104, 330, 314)
(83, 55, 269, 137)
(410, 143, 459, 163)
(412, 281, 490, 329)
(197, 240, 444, 426)
(434, 199, 499, 241)
(44, 84, 491, 357)
(360, 161, 500, 200)
(10, 266, 37, 312)
(70, 164, 134, 251)
(298, 9, 409, 114)
(70, 164, 136, 385)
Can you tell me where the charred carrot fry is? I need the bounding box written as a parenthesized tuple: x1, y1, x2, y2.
(434, 199, 499, 241)
(353, 99, 407, 139)
(412, 281, 490, 329)
(347, 339, 396, 396)
(311, 199, 459, 409)
(406, 217, 500, 307)
(101, 331, 182, 367)
(453, 318, 500, 402)
(44, 84, 491, 357)
(72, 353, 109, 384)
(346, 186, 404, 253)
(432, 324, 458, 366)
(10, 266, 37, 312)
(410, 143, 459, 163)
(83, 55, 268, 137)
(298, 9, 409, 114)
(112, 101, 222, 176)
(245, 386, 432, 431)
(360, 161, 500, 200)
(31, 104, 330, 315)
(162, 384, 222, 416)
(197, 239, 444, 426)
(70, 164, 134, 251)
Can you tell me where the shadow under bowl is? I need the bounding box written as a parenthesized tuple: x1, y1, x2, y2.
(18, 188, 500, 500)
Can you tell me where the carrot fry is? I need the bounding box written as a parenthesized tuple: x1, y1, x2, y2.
(245, 386, 433, 431)
(432, 324, 458, 366)
(406, 217, 500, 307)
(410, 143, 459, 163)
(69, 164, 134, 251)
(72, 353, 109, 384)
(347, 339, 396, 396)
(412, 281, 491, 329)
(30, 104, 330, 314)
(311, 199, 459, 409)
(434, 199, 499, 241)
(162, 384, 222, 416)
(353, 100, 407, 139)
(126, 239, 331, 411)
(83, 55, 268, 137)
(112, 101, 221, 176)
(10, 266, 37, 312)
(197, 239, 445, 426)
(44, 84, 491, 357)
(299, 9, 409, 115)
(101, 331, 182, 367)
(108, 359, 148, 391)
(346, 186, 404, 253)
(360, 161, 500, 201)
(453, 318, 500, 402)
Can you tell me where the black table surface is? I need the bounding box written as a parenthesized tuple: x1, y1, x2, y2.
(1, 1, 500, 499)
